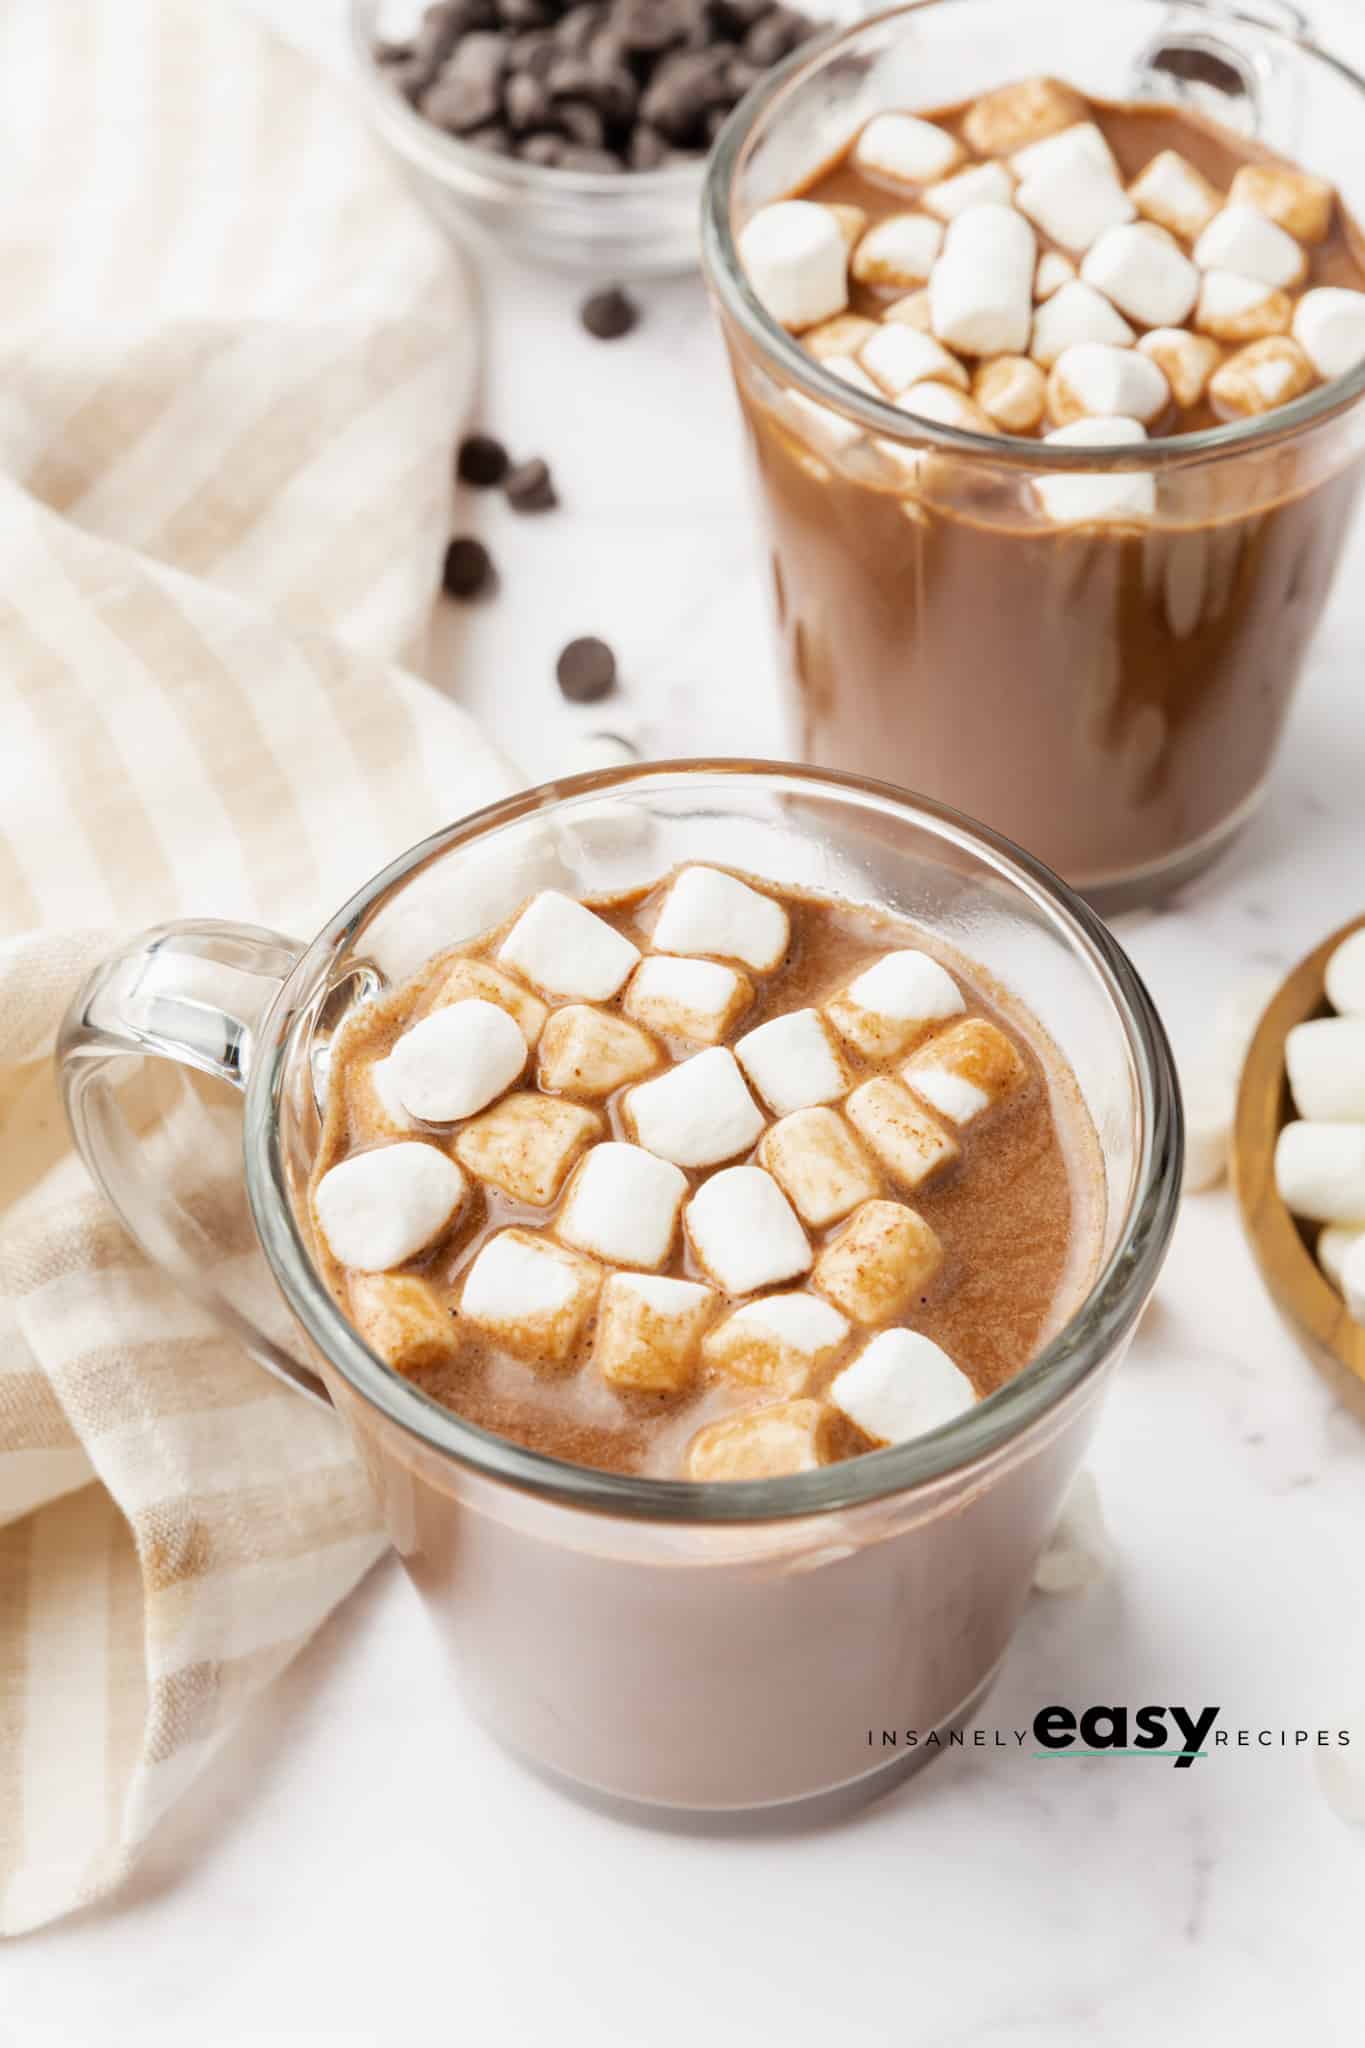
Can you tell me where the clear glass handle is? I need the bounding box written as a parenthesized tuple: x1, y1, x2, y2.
(57, 920, 331, 1407)
(1131, 0, 1310, 145)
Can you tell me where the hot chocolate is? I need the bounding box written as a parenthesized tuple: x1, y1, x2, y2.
(711, 71, 1365, 899)
(309, 864, 1103, 1479)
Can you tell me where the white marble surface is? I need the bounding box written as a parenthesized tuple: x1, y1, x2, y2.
(9, 1, 1365, 2040)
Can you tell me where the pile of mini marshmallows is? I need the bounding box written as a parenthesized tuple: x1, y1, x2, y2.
(311, 866, 1029, 1477)
(736, 75, 1365, 524)
(1274, 927, 1365, 1324)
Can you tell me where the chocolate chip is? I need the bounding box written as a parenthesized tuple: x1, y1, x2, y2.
(556, 2, 605, 53)
(558, 144, 623, 169)
(496, 0, 553, 25)
(616, 0, 690, 55)
(556, 99, 606, 146)
(505, 70, 551, 127)
(465, 121, 514, 151)
(443, 536, 495, 599)
(581, 285, 639, 339)
(742, 4, 812, 65)
(627, 122, 668, 168)
(556, 636, 617, 702)
(505, 457, 558, 510)
(518, 131, 564, 163)
(457, 433, 509, 487)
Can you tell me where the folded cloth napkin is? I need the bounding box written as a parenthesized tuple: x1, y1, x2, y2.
(0, 0, 517, 1935)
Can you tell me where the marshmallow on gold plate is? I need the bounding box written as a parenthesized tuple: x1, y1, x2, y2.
(1274, 1122, 1365, 1225)
(1326, 928, 1365, 1015)
(1285, 1016, 1365, 1123)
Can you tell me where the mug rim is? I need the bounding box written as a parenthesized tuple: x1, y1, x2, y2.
(245, 760, 1182, 1524)
(700, 0, 1365, 471)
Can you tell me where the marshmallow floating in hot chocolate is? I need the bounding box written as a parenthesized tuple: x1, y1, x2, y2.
(1230, 162, 1335, 245)
(627, 1046, 766, 1167)
(623, 955, 753, 1047)
(739, 201, 849, 332)
(315, 1142, 467, 1272)
(1194, 204, 1308, 290)
(1033, 417, 1156, 527)
(929, 204, 1035, 357)
(851, 213, 944, 291)
(651, 866, 790, 972)
(736, 1007, 851, 1115)
(824, 949, 964, 1060)
(758, 1107, 881, 1228)
(460, 1229, 601, 1366)
(557, 1141, 689, 1270)
(593, 1273, 718, 1392)
(902, 1016, 1028, 1125)
(685, 1165, 812, 1294)
(1030, 280, 1136, 367)
(387, 998, 527, 1122)
(1080, 222, 1200, 329)
(348, 1272, 460, 1376)
(853, 111, 963, 187)
(454, 1091, 601, 1205)
(685, 1399, 831, 1481)
(1294, 288, 1365, 381)
(813, 1199, 942, 1323)
(845, 1076, 959, 1192)
(702, 1292, 850, 1397)
(829, 1328, 975, 1444)
(1128, 150, 1222, 243)
(536, 1003, 660, 1096)
(499, 890, 640, 1001)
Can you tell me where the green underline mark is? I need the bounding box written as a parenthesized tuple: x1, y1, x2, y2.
(1032, 1749, 1207, 1758)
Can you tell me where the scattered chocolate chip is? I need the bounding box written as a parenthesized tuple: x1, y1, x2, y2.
(556, 636, 617, 702)
(443, 536, 496, 599)
(743, 3, 812, 66)
(558, 144, 624, 170)
(627, 122, 668, 168)
(581, 285, 640, 339)
(505, 456, 559, 510)
(465, 120, 514, 151)
(456, 433, 509, 487)
(558, 99, 608, 147)
(505, 69, 551, 126)
(519, 131, 565, 164)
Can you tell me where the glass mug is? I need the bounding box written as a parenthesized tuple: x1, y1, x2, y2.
(702, 0, 1365, 912)
(59, 765, 1181, 1815)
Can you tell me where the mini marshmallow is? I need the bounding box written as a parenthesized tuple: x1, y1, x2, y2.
(735, 1007, 850, 1116)
(1293, 287, 1365, 382)
(850, 212, 944, 289)
(1193, 204, 1307, 290)
(387, 998, 527, 1123)
(922, 160, 1016, 222)
(1011, 120, 1118, 186)
(1048, 343, 1170, 427)
(858, 324, 968, 396)
(685, 1398, 831, 1481)
(1030, 280, 1136, 367)
(1230, 161, 1334, 245)
(1195, 270, 1292, 343)
(593, 1272, 717, 1392)
(1319, 1223, 1365, 1292)
(738, 200, 848, 332)
(1081, 221, 1200, 328)
(1034, 250, 1077, 300)
(813, 1199, 942, 1324)
(1341, 1236, 1365, 1324)
(556, 1141, 687, 1269)
(824, 202, 867, 250)
(1208, 337, 1314, 418)
(1326, 928, 1365, 1015)
(1015, 148, 1135, 254)
(684, 1166, 811, 1295)
(498, 890, 640, 1001)
(804, 312, 879, 361)
(1285, 1016, 1365, 1123)
(853, 111, 964, 188)
(459, 1228, 600, 1367)
(845, 1076, 959, 1192)
(963, 77, 1087, 159)
(930, 204, 1035, 357)
(825, 948, 965, 1059)
(348, 1054, 418, 1137)
(626, 1046, 765, 1168)
(651, 866, 789, 972)
(973, 354, 1047, 432)
(1180, 1060, 1235, 1192)
(902, 1016, 1026, 1125)
(702, 1292, 849, 1398)
(829, 1328, 974, 1444)
(1274, 1121, 1365, 1225)
(1138, 327, 1221, 409)
(347, 1272, 459, 1375)
(758, 1107, 881, 1229)
(315, 1142, 467, 1272)
(1128, 149, 1223, 242)
(884, 288, 932, 331)
(1033, 417, 1155, 526)
(454, 1091, 601, 1205)
(430, 955, 548, 1047)
(782, 372, 866, 458)
(623, 955, 753, 1047)
(1032, 1472, 1113, 1594)
(536, 1004, 659, 1097)
(896, 383, 992, 432)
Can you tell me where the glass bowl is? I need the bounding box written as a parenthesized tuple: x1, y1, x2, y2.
(348, 0, 864, 276)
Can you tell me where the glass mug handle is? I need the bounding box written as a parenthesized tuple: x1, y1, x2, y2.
(57, 919, 332, 1408)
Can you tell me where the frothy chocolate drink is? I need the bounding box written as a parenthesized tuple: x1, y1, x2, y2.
(723, 77, 1365, 893)
(309, 866, 1102, 1480)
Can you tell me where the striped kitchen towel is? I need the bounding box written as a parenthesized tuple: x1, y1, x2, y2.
(0, 0, 516, 1934)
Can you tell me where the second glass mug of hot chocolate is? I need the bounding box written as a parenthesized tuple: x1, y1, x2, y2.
(703, 0, 1365, 911)
(59, 765, 1180, 1814)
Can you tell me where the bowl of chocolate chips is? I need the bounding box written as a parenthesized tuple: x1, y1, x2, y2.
(352, 0, 837, 273)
